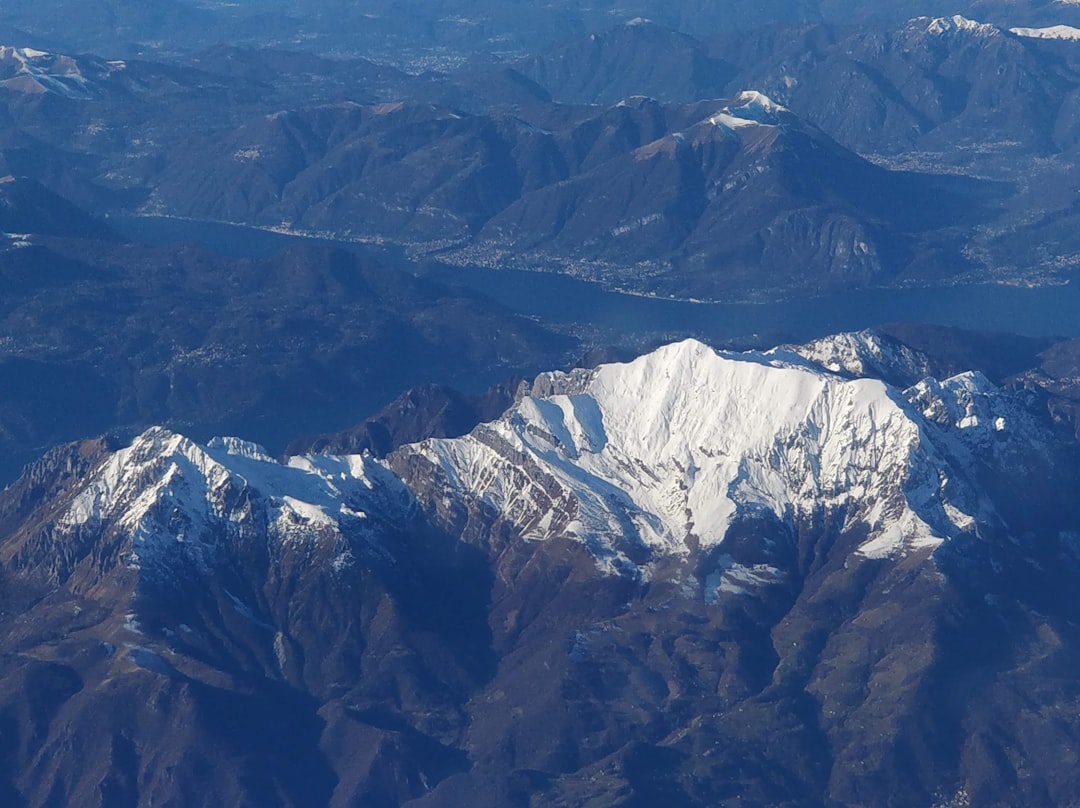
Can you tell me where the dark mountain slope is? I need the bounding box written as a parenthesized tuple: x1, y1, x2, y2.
(285, 378, 525, 458)
(0, 175, 115, 239)
(711, 17, 1080, 160)
(518, 19, 735, 105)
(0, 32, 1064, 298)
(148, 93, 995, 299)
(0, 236, 577, 484)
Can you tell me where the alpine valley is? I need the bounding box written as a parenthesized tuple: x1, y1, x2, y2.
(3, 1, 1080, 806)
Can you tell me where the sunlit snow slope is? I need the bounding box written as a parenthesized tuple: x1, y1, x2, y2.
(45, 335, 1035, 601)
(404, 338, 1002, 572)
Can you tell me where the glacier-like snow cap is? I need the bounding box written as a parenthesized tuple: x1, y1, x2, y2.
(1010, 25, 1080, 40)
(915, 15, 1001, 37)
(707, 90, 788, 130)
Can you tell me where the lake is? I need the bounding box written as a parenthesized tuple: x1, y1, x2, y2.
(111, 216, 1080, 343)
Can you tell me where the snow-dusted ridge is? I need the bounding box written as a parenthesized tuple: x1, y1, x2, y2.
(60, 427, 412, 578)
(706, 90, 788, 130)
(777, 329, 932, 384)
(0, 45, 93, 98)
(634, 90, 790, 159)
(53, 335, 1036, 595)
(913, 15, 1001, 37)
(1010, 25, 1080, 40)
(0, 44, 128, 98)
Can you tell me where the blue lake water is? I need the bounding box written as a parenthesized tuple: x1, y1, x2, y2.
(111, 216, 1080, 343)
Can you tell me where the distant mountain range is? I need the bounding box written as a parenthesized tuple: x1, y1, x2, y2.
(142, 91, 994, 299)
(4, 0, 1080, 61)
(1, 12, 1078, 298)
(708, 15, 1080, 160)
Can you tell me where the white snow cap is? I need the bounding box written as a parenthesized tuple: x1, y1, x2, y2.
(408, 338, 990, 572)
(707, 90, 787, 130)
(916, 15, 1001, 36)
(1010, 25, 1080, 40)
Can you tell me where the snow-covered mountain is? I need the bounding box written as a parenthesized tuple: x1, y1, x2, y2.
(915, 14, 1002, 37)
(398, 338, 1001, 575)
(3, 331, 1079, 807)
(37, 336, 1048, 591)
(0, 45, 120, 98)
(52, 430, 412, 587)
(1011, 24, 1080, 40)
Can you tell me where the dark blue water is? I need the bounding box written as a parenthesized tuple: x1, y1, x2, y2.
(111, 215, 1080, 342)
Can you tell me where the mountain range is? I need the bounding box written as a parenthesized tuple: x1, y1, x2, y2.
(142, 91, 993, 298)
(1, 5, 1080, 805)
(5, 0, 1080, 63)
(1, 332, 1079, 805)
(2, 13, 1078, 297)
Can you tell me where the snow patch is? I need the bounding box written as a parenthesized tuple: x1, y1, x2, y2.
(706, 90, 787, 130)
(705, 557, 783, 600)
(1010, 25, 1080, 40)
(915, 15, 1000, 37)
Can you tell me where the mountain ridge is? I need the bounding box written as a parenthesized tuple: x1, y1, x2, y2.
(1, 332, 1078, 805)
(145, 92, 988, 298)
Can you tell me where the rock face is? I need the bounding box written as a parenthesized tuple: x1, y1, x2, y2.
(1, 335, 1080, 806)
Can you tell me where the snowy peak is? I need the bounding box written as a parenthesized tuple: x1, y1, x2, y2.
(706, 89, 788, 130)
(37, 336, 1059, 597)
(903, 370, 1049, 463)
(1010, 25, 1080, 40)
(57, 426, 409, 584)
(401, 338, 989, 573)
(0, 45, 97, 98)
(0, 45, 128, 98)
(0, 46, 50, 62)
(908, 371, 1000, 431)
(783, 330, 1052, 458)
(913, 15, 1001, 37)
(730, 90, 787, 118)
(776, 329, 933, 387)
